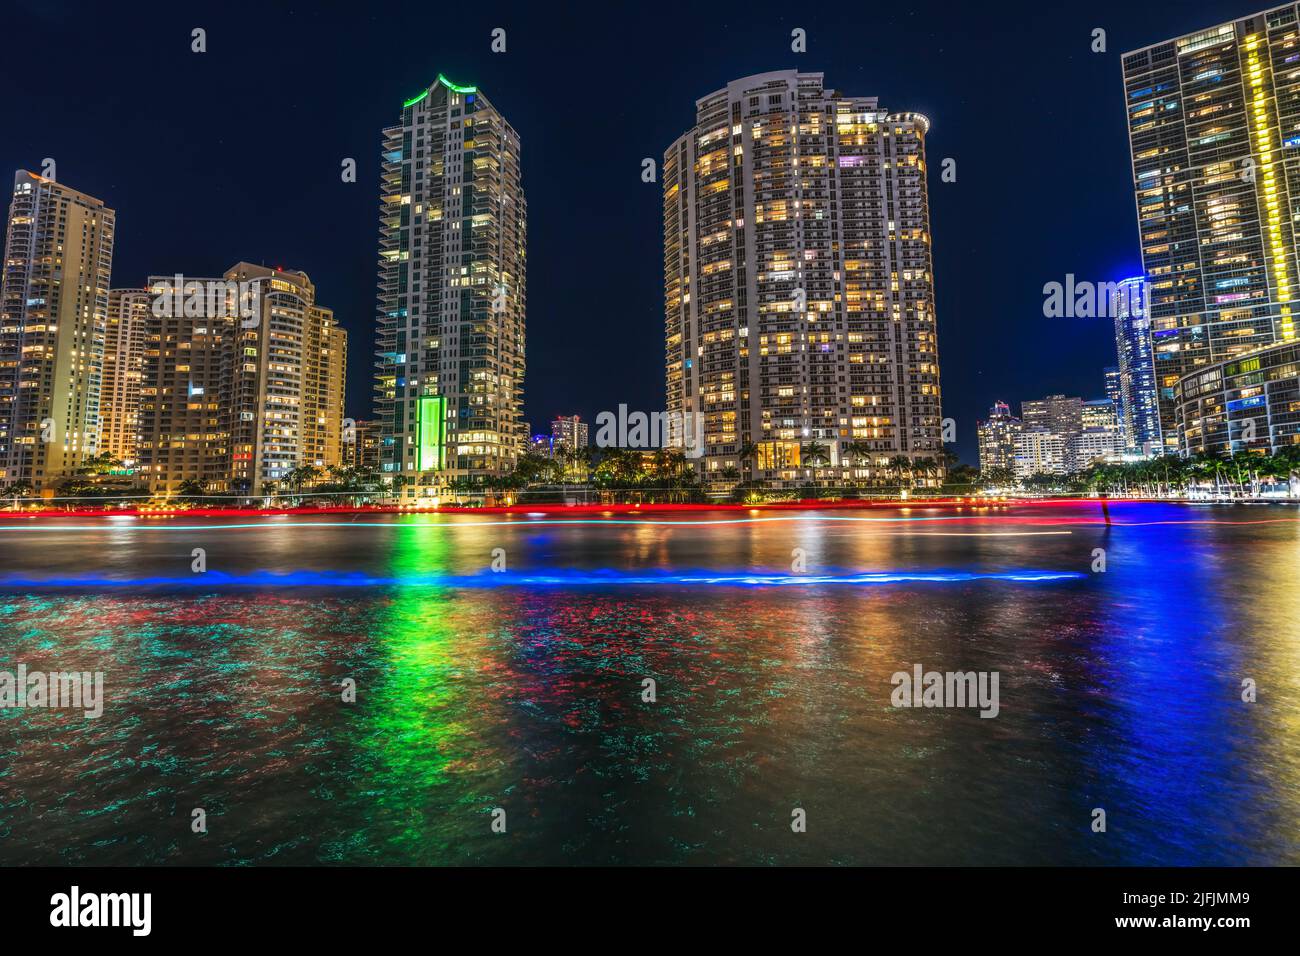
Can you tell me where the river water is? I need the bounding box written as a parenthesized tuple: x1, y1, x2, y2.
(0, 502, 1296, 865)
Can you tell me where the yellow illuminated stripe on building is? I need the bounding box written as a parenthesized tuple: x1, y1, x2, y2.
(1245, 36, 1295, 340)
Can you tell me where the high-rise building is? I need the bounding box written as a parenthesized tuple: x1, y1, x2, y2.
(302, 291, 347, 472)
(136, 276, 235, 495)
(551, 415, 588, 451)
(664, 70, 943, 487)
(1012, 394, 1122, 472)
(376, 74, 526, 500)
(137, 264, 346, 495)
(1021, 394, 1083, 437)
(102, 289, 150, 463)
(1104, 365, 1123, 408)
(976, 401, 1022, 472)
(225, 263, 343, 494)
(0, 171, 115, 490)
(1110, 277, 1162, 455)
(1123, 9, 1300, 450)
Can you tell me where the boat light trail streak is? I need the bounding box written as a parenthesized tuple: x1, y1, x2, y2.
(0, 515, 1080, 532)
(0, 568, 1088, 590)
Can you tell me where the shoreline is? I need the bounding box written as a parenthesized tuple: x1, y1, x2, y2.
(1, 496, 1296, 521)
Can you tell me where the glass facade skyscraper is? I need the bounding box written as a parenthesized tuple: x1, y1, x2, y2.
(1123, 7, 1300, 450)
(1111, 277, 1163, 454)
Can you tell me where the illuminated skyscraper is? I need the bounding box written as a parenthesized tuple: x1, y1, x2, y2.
(1013, 430, 1069, 478)
(225, 263, 343, 494)
(304, 306, 347, 472)
(1123, 8, 1300, 450)
(136, 276, 235, 494)
(375, 74, 526, 499)
(1176, 339, 1300, 453)
(664, 70, 943, 486)
(1104, 366, 1123, 407)
(102, 289, 150, 463)
(0, 171, 115, 489)
(1110, 277, 1162, 455)
(137, 264, 346, 495)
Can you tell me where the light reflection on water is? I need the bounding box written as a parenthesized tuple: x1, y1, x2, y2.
(0, 503, 1297, 865)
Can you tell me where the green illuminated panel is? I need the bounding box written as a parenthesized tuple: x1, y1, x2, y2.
(417, 395, 446, 471)
(404, 75, 474, 108)
(437, 74, 477, 94)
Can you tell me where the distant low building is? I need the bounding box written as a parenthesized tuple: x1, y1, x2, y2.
(1015, 393, 1123, 472)
(1075, 398, 1125, 467)
(552, 415, 588, 452)
(976, 401, 1021, 472)
(1013, 429, 1069, 477)
(345, 419, 381, 471)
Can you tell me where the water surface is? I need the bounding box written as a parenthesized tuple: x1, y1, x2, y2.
(1, 502, 1296, 865)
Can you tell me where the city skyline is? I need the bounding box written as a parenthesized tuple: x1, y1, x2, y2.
(8, 0, 1276, 467)
(3, 0, 1300, 904)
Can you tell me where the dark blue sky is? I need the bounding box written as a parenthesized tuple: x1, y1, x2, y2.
(0, 0, 1268, 462)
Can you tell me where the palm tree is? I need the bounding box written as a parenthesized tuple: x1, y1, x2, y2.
(800, 441, 830, 467)
(592, 448, 646, 492)
(174, 478, 207, 504)
(77, 451, 125, 476)
(560, 445, 587, 481)
(737, 441, 759, 480)
(284, 464, 322, 495)
(888, 454, 913, 492)
(911, 456, 938, 489)
(4, 479, 34, 502)
(1191, 453, 1228, 497)
(842, 440, 872, 467)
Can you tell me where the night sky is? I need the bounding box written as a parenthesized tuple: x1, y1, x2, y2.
(0, 0, 1269, 462)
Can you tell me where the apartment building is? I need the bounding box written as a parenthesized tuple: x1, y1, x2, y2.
(664, 70, 943, 487)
